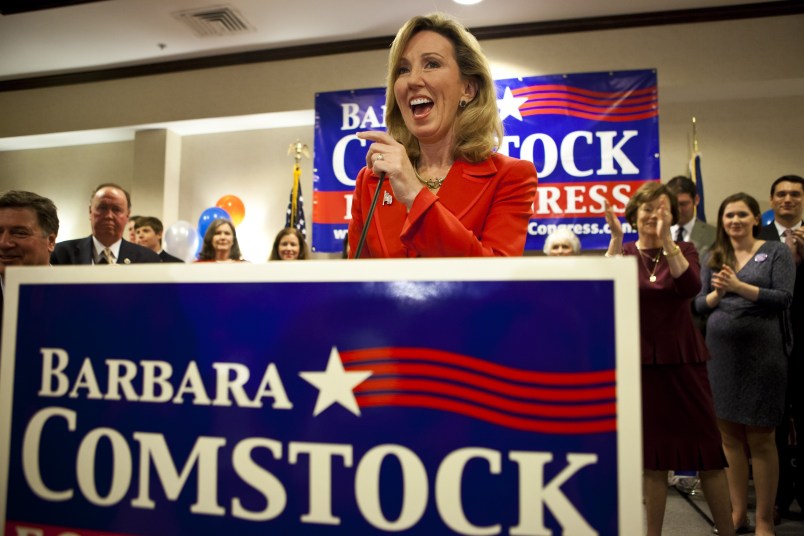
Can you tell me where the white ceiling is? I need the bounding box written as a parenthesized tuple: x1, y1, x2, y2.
(0, 0, 786, 150)
(0, 0, 780, 81)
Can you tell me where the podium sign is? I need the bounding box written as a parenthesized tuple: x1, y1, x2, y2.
(0, 259, 640, 535)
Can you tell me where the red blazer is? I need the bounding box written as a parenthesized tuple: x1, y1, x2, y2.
(348, 153, 537, 258)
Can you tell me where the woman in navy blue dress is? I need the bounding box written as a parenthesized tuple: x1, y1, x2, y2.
(695, 193, 794, 536)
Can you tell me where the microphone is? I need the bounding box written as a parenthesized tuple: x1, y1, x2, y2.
(353, 172, 387, 259)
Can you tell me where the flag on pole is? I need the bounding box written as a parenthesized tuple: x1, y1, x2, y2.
(689, 117, 707, 222)
(689, 151, 706, 222)
(285, 162, 306, 237)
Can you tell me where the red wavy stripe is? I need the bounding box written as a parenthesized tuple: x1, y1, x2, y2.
(357, 378, 615, 418)
(5, 522, 137, 536)
(347, 363, 615, 402)
(358, 394, 616, 434)
(340, 347, 614, 385)
(520, 108, 658, 121)
(524, 92, 657, 106)
(523, 100, 657, 114)
(513, 84, 657, 99)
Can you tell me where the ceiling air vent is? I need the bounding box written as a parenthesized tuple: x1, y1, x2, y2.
(173, 5, 255, 37)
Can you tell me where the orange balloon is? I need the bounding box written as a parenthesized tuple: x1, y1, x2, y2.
(216, 195, 245, 226)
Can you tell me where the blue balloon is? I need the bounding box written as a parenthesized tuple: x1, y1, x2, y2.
(197, 206, 231, 242)
(762, 209, 774, 227)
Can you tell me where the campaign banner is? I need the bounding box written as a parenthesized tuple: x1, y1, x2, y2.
(0, 259, 641, 535)
(313, 69, 658, 253)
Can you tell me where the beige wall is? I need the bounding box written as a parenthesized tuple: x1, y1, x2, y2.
(0, 142, 135, 241)
(179, 127, 313, 261)
(1, 14, 802, 256)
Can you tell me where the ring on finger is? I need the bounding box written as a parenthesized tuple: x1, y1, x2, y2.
(374, 153, 384, 162)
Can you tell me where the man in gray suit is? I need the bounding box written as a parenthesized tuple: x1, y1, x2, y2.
(665, 176, 717, 496)
(51, 183, 160, 265)
(667, 175, 716, 259)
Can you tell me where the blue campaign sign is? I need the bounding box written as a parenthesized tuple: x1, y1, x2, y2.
(497, 71, 658, 250)
(0, 259, 641, 536)
(313, 88, 387, 253)
(313, 70, 658, 253)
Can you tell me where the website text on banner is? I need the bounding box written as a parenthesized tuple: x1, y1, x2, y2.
(313, 70, 659, 252)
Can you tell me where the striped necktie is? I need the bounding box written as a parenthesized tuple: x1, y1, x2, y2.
(98, 247, 115, 265)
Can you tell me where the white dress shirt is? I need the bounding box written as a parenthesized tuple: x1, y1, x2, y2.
(92, 237, 123, 264)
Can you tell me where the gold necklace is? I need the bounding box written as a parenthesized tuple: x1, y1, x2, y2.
(413, 160, 446, 190)
(636, 241, 662, 283)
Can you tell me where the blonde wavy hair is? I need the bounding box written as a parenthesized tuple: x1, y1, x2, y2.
(385, 13, 502, 164)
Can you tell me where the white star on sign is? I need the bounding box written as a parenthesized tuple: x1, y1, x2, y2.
(300, 346, 372, 417)
(497, 86, 528, 121)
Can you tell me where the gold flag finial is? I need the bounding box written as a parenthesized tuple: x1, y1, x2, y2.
(691, 117, 699, 153)
(288, 139, 311, 164)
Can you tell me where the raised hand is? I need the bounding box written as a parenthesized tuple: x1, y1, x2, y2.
(655, 197, 673, 242)
(789, 227, 804, 264)
(358, 130, 422, 209)
(603, 199, 623, 239)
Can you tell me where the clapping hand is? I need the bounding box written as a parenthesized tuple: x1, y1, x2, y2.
(789, 228, 804, 264)
(711, 264, 739, 295)
(603, 200, 623, 239)
(655, 197, 673, 242)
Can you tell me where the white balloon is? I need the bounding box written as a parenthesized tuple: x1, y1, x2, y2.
(163, 220, 200, 262)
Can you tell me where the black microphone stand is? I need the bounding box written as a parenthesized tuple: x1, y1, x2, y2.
(353, 173, 387, 259)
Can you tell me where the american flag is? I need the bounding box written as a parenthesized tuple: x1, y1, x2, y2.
(689, 118, 707, 222)
(690, 151, 707, 222)
(285, 163, 306, 237)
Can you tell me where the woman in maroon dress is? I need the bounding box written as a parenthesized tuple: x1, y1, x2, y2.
(604, 182, 734, 536)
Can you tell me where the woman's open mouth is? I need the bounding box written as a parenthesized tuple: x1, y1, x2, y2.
(410, 97, 433, 118)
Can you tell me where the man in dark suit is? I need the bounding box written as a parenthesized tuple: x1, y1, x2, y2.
(51, 183, 161, 265)
(134, 216, 184, 263)
(0, 190, 59, 342)
(0, 190, 58, 274)
(667, 176, 716, 258)
(759, 174, 804, 522)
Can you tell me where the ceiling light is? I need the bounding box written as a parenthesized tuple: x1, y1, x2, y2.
(453, 0, 483, 5)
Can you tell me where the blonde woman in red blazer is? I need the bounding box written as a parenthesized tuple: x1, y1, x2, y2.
(348, 13, 537, 258)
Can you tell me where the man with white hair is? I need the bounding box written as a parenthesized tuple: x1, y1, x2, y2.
(51, 183, 160, 265)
